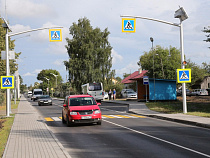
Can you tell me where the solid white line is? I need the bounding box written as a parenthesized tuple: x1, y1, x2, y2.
(104, 120, 210, 157)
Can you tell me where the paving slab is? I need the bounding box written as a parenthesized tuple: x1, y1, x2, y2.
(3, 96, 71, 158)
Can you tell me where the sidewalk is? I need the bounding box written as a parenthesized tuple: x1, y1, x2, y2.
(103, 100, 210, 129)
(3, 96, 71, 158)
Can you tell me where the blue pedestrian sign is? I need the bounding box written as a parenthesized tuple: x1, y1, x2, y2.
(1, 76, 14, 89)
(49, 29, 62, 42)
(177, 69, 191, 83)
(143, 76, 149, 85)
(122, 18, 136, 33)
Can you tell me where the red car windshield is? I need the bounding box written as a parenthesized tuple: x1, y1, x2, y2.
(69, 97, 97, 106)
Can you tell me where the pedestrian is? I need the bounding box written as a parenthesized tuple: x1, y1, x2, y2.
(113, 89, 116, 100)
(108, 89, 112, 100)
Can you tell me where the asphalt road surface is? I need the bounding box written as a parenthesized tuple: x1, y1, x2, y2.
(28, 98, 210, 158)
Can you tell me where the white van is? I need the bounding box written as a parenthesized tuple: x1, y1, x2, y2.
(27, 91, 32, 98)
(31, 89, 43, 101)
(81, 83, 104, 102)
(191, 89, 208, 96)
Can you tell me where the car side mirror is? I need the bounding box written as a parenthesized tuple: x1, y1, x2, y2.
(63, 104, 67, 107)
(97, 102, 101, 106)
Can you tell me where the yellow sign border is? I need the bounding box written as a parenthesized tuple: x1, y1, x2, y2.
(177, 69, 191, 83)
(122, 18, 136, 33)
(1, 76, 14, 89)
(49, 29, 62, 42)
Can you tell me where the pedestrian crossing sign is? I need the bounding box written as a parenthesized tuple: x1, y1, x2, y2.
(122, 18, 136, 33)
(49, 29, 62, 42)
(177, 69, 191, 83)
(1, 76, 14, 89)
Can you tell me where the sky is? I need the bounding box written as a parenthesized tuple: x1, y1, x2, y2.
(0, 0, 210, 86)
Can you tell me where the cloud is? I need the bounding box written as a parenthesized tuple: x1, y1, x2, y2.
(22, 72, 35, 77)
(2, 0, 54, 19)
(115, 60, 140, 77)
(111, 49, 123, 65)
(53, 59, 65, 66)
(22, 69, 41, 77)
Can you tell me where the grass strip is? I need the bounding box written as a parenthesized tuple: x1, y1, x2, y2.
(146, 101, 210, 117)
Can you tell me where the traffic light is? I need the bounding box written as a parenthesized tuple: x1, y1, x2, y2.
(182, 61, 187, 65)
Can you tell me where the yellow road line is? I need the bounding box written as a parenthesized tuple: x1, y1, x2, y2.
(102, 115, 116, 118)
(44, 117, 54, 121)
(129, 114, 146, 118)
(115, 115, 130, 118)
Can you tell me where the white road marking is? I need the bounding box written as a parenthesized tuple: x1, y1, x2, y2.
(51, 117, 61, 121)
(104, 120, 210, 158)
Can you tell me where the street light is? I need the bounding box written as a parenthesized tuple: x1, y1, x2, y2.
(121, 6, 188, 113)
(1, 17, 63, 117)
(50, 73, 58, 88)
(150, 37, 156, 101)
(44, 77, 50, 95)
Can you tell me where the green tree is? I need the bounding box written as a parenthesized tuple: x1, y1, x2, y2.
(37, 69, 62, 94)
(186, 60, 207, 88)
(65, 17, 112, 92)
(203, 26, 210, 48)
(138, 46, 181, 80)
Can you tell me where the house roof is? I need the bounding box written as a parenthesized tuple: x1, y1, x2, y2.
(121, 70, 148, 84)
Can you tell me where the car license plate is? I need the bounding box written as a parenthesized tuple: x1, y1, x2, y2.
(44, 102, 48, 104)
(81, 116, 92, 119)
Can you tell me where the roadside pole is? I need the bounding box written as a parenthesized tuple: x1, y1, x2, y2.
(121, 7, 188, 113)
(2, 17, 63, 117)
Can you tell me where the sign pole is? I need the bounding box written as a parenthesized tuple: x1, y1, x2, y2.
(5, 28, 10, 117)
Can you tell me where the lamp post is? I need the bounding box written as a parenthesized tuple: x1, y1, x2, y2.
(121, 6, 188, 113)
(44, 77, 50, 95)
(150, 37, 155, 101)
(50, 73, 58, 88)
(1, 17, 63, 117)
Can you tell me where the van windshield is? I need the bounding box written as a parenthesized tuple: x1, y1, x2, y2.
(34, 91, 42, 95)
(88, 83, 102, 91)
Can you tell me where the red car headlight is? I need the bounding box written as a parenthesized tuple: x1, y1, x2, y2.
(94, 110, 101, 114)
(70, 112, 77, 115)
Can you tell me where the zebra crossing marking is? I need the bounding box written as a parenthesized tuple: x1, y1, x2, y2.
(44, 115, 146, 122)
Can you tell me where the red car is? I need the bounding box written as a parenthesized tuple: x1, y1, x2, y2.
(62, 95, 102, 126)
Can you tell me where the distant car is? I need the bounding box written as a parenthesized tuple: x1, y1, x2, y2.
(37, 95, 52, 106)
(103, 92, 108, 99)
(176, 89, 192, 96)
(191, 89, 208, 96)
(121, 89, 136, 98)
(126, 91, 137, 98)
(62, 94, 102, 126)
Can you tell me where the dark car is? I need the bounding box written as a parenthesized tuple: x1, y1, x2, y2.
(37, 95, 52, 106)
(62, 94, 102, 126)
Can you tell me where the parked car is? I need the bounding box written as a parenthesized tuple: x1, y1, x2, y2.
(103, 92, 108, 99)
(176, 89, 192, 96)
(37, 95, 52, 106)
(62, 94, 102, 126)
(121, 89, 137, 98)
(191, 89, 208, 96)
(125, 91, 137, 98)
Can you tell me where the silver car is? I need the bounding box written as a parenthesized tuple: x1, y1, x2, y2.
(37, 95, 52, 106)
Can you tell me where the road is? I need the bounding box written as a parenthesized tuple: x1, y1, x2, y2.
(28, 98, 210, 158)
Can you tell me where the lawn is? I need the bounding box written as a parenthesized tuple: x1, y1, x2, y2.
(146, 96, 210, 117)
(0, 100, 19, 157)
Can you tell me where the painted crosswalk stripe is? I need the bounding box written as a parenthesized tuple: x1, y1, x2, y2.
(45, 117, 54, 121)
(129, 114, 146, 118)
(52, 117, 61, 121)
